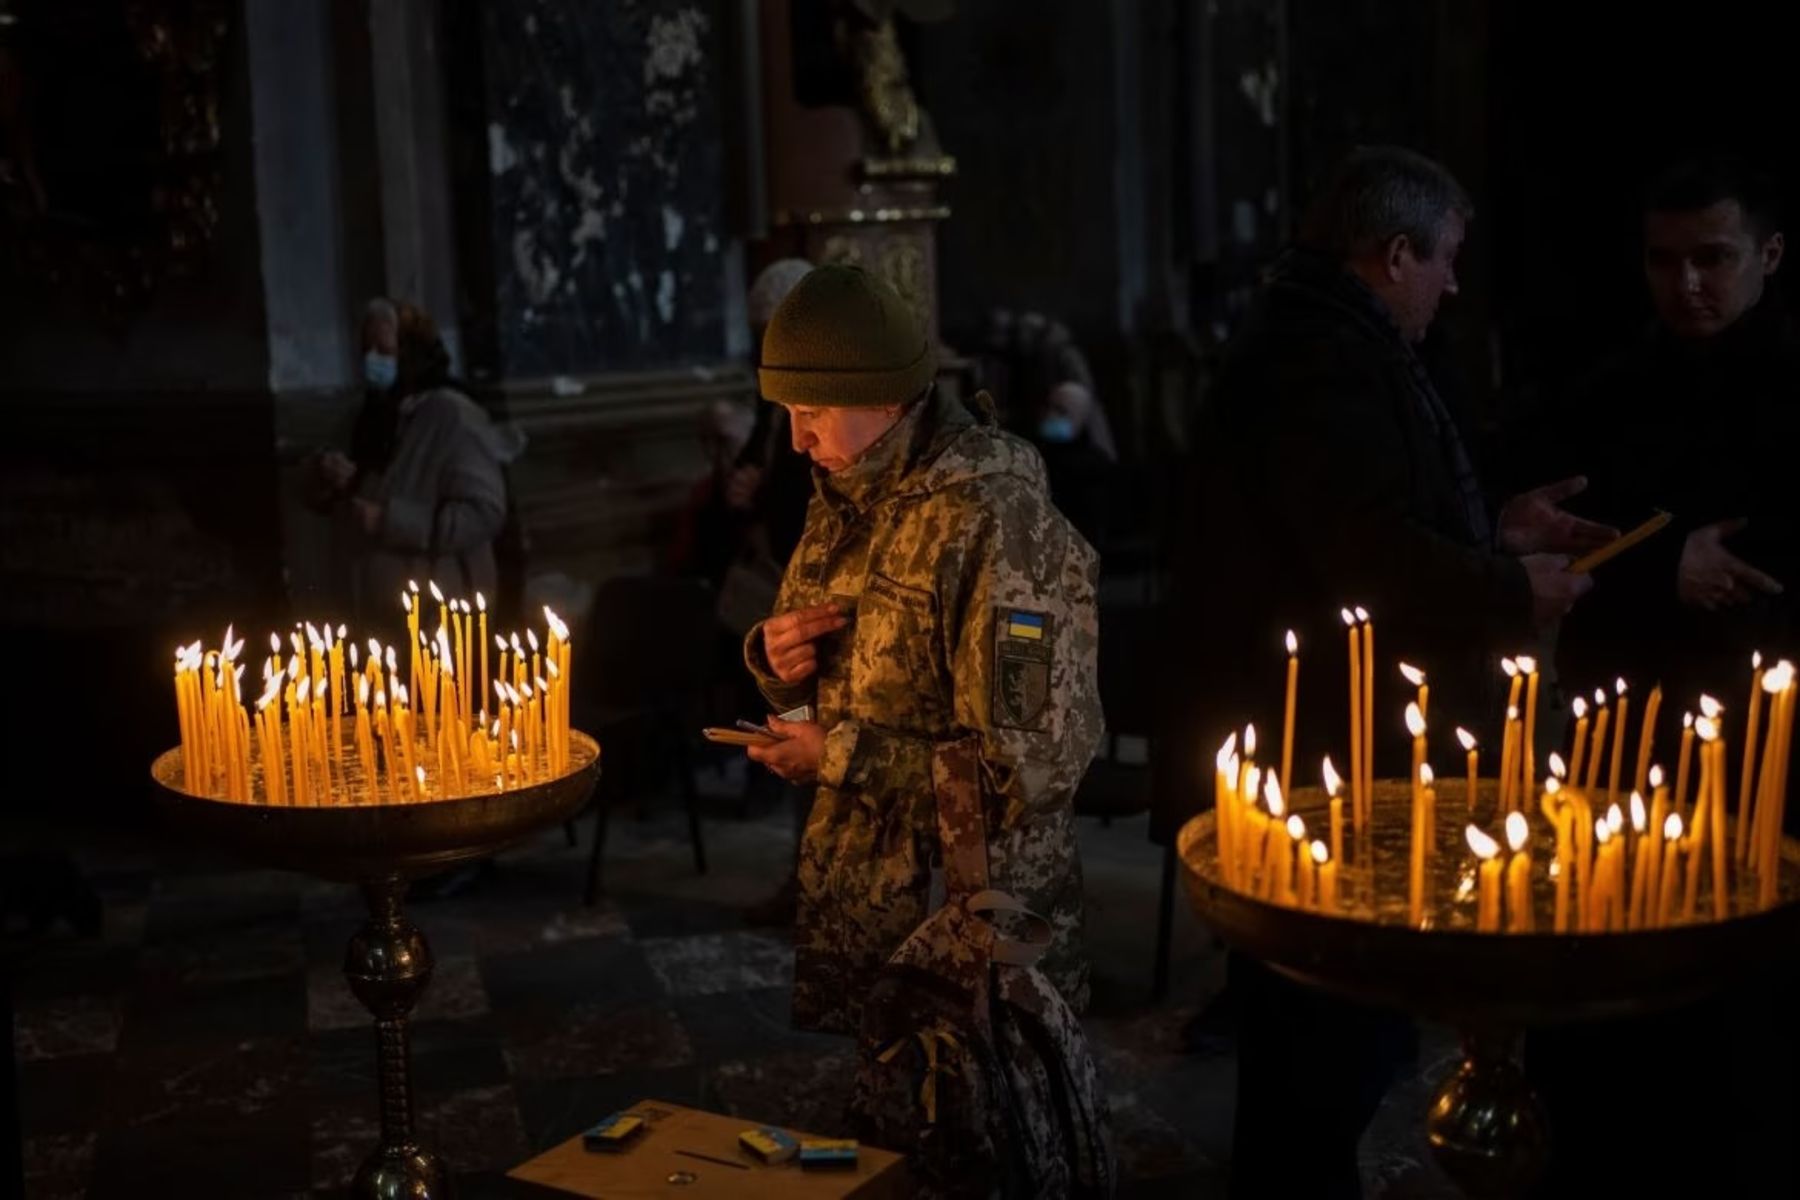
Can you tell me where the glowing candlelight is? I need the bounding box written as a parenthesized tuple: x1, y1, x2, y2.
(1656, 812, 1685, 926)
(1569, 695, 1591, 784)
(1738, 651, 1765, 867)
(1467, 824, 1502, 932)
(1517, 654, 1540, 805)
(1342, 609, 1363, 829)
(1457, 727, 1478, 813)
(1323, 755, 1345, 866)
(1505, 810, 1533, 932)
(1281, 630, 1299, 800)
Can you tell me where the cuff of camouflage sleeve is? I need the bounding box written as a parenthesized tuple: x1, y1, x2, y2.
(382, 496, 433, 553)
(818, 719, 861, 790)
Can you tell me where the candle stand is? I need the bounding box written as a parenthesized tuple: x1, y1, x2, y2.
(1178, 779, 1800, 1199)
(151, 732, 601, 1200)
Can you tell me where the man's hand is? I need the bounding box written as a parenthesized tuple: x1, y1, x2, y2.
(724, 463, 763, 511)
(318, 449, 357, 492)
(1678, 518, 1784, 611)
(761, 603, 847, 685)
(1522, 553, 1594, 627)
(1498, 476, 1619, 555)
(746, 715, 826, 783)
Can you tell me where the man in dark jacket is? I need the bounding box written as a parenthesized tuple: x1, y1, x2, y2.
(1551, 158, 1795, 709)
(1157, 146, 1613, 1198)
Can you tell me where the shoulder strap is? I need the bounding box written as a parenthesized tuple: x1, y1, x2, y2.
(931, 737, 1052, 967)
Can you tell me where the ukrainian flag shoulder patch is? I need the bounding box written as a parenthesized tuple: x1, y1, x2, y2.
(994, 607, 1054, 731)
(1006, 611, 1046, 640)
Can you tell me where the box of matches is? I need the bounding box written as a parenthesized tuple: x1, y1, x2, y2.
(581, 1112, 646, 1152)
(799, 1138, 859, 1168)
(738, 1126, 798, 1164)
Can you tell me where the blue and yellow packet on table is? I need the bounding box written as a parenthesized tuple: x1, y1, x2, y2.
(798, 1138, 858, 1168)
(581, 1112, 646, 1152)
(738, 1126, 798, 1164)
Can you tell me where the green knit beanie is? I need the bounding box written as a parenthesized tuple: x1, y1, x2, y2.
(757, 264, 935, 407)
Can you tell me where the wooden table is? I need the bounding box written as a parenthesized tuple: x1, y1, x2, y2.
(506, 1099, 911, 1199)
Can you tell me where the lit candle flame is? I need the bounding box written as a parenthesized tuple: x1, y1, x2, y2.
(1616, 677, 1628, 696)
(1650, 764, 1665, 788)
(1696, 716, 1719, 742)
(1606, 803, 1624, 834)
(1683, 711, 1693, 729)
(1572, 696, 1588, 719)
(495, 635, 507, 652)
(1466, 825, 1500, 860)
(429, 580, 444, 603)
(1243, 723, 1258, 759)
(409, 579, 419, 593)
(415, 765, 427, 788)
(1630, 791, 1647, 833)
(477, 592, 487, 613)
(358, 676, 370, 705)
(1286, 814, 1306, 841)
(1505, 811, 1529, 853)
(336, 623, 346, 639)
(1762, 661, 1795, 693)
(527, 629, 540, 653)
(1545, 777, 1562, 796)
(385, 647, 398, 673)
(1507, 704, 1519, 721)
(1341, 608, 1356, 627)
(1548, 751, 1566, 778)
(1501, 657, 1518, 678)
(1664, 812, 1683, 840)
(1456, 727, 1476, 752)
(1353, 605, 1369, 623)
(1516, 654, 1538, 674)
(1595, 688, 1607, 707)
(1260, 771, 1280, 817)
(1220, 731, 1238, 760)
(376, 691, 387, 708)
(1752, 650, 1762, 669)
(1420, 763, 1435, 787)
(270, 632, 282, 654)
(401, 592, 412, 612)
(1321, 755, 1343, 796)
(1699, 694, 1722, 719)
(1596, 818, 1612, 845)
(1311, 840, 1329, 866)
(1285, 629, 1298, 655)
(1399, 662, 1425, 686)
(1405, 702, 1426, 737)
(545, 607, 570, 641)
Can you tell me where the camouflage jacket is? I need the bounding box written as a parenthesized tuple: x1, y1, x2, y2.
(745, 389, 1102, 1034)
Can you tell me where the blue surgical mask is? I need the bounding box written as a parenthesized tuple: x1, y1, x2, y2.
(1037, 415, 1077, 444)
(364, 351, 398, 390)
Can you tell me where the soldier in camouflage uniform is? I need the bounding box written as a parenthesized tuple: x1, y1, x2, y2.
(741, 264, 1103, 1035)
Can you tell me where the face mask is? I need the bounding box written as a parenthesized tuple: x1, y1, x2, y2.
(364, 351, 398, 390)
(1037, 415, 1077, 444)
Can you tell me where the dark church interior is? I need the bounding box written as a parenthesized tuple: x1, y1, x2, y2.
(5, 1, 1800, 1197)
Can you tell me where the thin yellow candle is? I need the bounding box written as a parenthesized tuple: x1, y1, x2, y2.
(1656, 813, 1685, 926)
(1737, 652, 1765, 866)
(1683, 716, 1719, 920)
(1633, 684, 1662, 801)
(1551, 792, 1571, 932)
(477, 593, 490, 732)
(1755, 663, 1796, 907)
(1568, 695, 1591, 787)
(1456, 727, 1478, 814)
(1343, 609, 1363, 829)
(1591, 818, 1617, 931)
(289, 676, 310, 806)
(1323, 755, 1345, 868)
(1498, 705, 1520, 815)
(1628, 790, 1651, 929)
(429, 579, 448, 649)
(1283, 812, 1305, 907)
(414, 763, 427, 802)
(1290, 815, 1313, 908)
(1674, 711, 1695, 824)
(1505, 811, 1533, 933)
(1709, 736, 1730, 920)
(1253, 768, 1276, 897)
(1645, 766, 1669, 907)
(1281, 630, 1299, 800)
(1406, 703, 1428, 926)
(1468, 825, 1502, 932)
(1585, 689, 1611, 796)
(1314, 840, 1337, 913)
(1310, 841, 1339, 913)
(1608, 679, 1631, 808)
(1357, 607, 1374, 814)
(1215, 736, 1240, 886)
(1517, 654, 1540, 805)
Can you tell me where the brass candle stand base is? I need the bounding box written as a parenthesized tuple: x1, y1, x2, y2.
(151, 732, 602, 1199)
(1178, 780, 1800, 1199)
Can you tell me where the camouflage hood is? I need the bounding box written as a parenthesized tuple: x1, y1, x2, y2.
(821, 388, 1050, 514)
